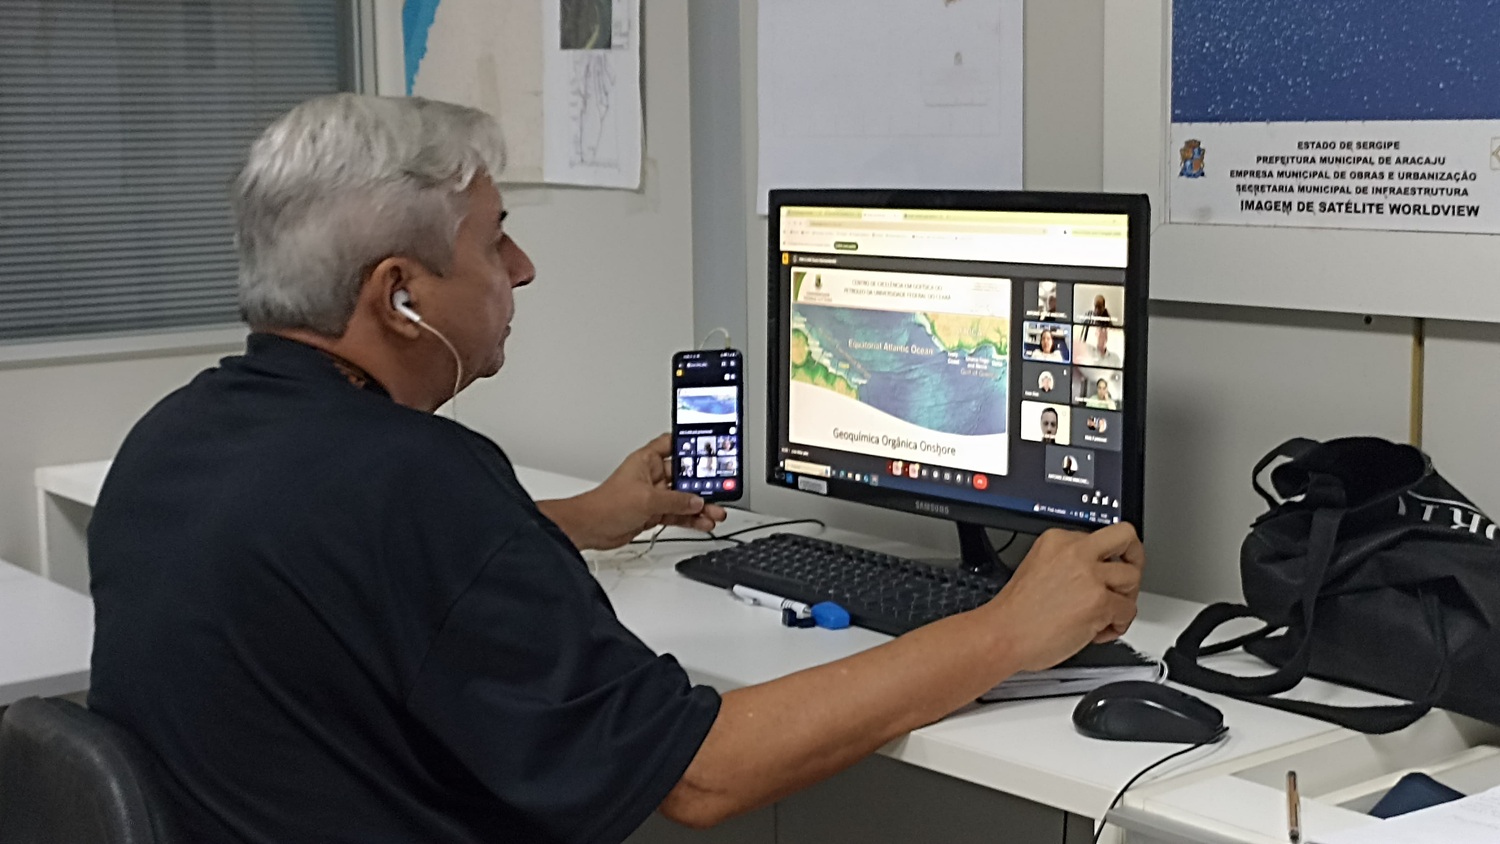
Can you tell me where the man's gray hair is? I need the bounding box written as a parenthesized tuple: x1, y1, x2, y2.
(233, 94, 506, 335)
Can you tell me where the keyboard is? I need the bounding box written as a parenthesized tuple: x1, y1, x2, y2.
(674, 533, 1010, 637)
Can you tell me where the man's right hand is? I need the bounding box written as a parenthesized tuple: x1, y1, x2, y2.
(981, 524, 1145, 672)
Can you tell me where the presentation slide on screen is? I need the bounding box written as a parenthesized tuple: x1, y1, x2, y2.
(788, 267, 1012, 476)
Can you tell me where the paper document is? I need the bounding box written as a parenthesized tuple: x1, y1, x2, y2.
(1321, 784, 1500, 843)
(404, 0, 643, 188)
(756, 0, 1024, 214)
(406, 0, 546, 182)
(542, 0, 642, 188)
(979, 641, 1160, 703)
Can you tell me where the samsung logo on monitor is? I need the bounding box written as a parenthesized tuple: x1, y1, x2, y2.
(913, 500, 951, 516)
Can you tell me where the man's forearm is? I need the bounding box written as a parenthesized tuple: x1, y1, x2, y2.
(660, 609, 1021, 828)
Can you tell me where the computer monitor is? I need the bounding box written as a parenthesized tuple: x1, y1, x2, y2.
(767, 190, 1149, 573)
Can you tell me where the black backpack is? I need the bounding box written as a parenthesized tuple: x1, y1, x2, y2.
(1164, 437, 1500, 733)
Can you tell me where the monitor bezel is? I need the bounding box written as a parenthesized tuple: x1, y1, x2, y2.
(766, 189, 1150, 538)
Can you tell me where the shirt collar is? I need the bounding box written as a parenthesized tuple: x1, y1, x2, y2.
(239, 333, 392, 398)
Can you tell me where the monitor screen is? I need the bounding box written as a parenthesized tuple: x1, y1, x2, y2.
(767, 190, 1149, 535)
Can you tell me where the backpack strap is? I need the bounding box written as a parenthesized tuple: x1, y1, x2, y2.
(1167, 572, 1451, 734)
(1223, 590, 1451, 734)
(1252, 438, 1321, 509)
(1165, 506, 1341, 695)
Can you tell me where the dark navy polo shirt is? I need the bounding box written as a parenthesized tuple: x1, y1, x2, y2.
(88, 333, 720, 844)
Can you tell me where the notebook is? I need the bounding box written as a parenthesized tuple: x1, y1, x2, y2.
(979, 640, 1163, 702)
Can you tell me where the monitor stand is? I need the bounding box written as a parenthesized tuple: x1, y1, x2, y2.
(957, 522, 1014, 581)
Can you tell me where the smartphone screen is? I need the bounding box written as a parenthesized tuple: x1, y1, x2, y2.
(671, 349, 744, 501)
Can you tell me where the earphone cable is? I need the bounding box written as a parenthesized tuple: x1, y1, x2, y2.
(413, 320, 463, 422)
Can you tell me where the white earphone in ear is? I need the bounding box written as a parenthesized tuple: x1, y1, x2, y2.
(392, 290, 423, 324)
(390, 289, 464, 422)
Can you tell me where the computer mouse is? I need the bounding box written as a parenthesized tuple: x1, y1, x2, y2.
(1072, 680, 1226, 744)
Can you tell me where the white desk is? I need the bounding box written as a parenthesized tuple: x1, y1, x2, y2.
(522, 469, 1488, 840)
(1113, 708, 1500, 844)
(35, 460, 1469, 842)
(34, 459, 111, 593)
(589, 517, 1358, 825)
(0, 559, 93, 705)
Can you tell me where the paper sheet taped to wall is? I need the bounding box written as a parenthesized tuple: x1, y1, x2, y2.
(404, 0, 642, 189)
(756, 0, 1024, 215)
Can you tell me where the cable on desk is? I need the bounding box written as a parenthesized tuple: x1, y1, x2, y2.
(715, 518, 827, 541)
(995, 531, 1019, 555)
(625, 518, 829, 547)
(626, 534, 744, 546)
(1091, 733, 1228, 844)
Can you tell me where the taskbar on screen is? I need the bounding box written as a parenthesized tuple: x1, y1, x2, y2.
(776, 455, 1121, 528)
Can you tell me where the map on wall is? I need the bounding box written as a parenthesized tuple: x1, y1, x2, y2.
(402, 0, 643, 188)
(1169, 0, 1500, 234)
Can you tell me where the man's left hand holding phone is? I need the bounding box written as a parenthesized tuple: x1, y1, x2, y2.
(534, 347, 741, 551)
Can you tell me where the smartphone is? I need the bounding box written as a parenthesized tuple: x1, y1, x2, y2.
(671, 348, 744, 502)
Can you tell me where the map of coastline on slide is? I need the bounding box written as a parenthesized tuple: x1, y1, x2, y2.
(790, 304, 1011, 475)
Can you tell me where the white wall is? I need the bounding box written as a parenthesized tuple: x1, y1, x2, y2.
(372, 0, 697, 482)
(1143, 305, 1412, 600)
(1423, 321, 1500, 517)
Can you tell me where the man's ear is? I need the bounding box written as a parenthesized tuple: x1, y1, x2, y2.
(370, 256, 426, 339)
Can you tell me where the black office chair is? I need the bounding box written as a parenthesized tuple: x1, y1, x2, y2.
(0, 697, 184, 844)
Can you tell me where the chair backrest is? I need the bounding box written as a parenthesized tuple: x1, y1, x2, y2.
(0, 697, 183, 844)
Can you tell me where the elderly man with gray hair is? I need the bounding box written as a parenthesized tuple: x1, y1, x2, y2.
(88, 94, 1144, 844)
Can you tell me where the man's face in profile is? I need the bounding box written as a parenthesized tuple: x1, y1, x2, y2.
(1041, 409, 1059, 440)
(421, 176, 536, 380)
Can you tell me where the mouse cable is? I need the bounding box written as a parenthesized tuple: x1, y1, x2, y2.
(1091, 732, 1228, 844)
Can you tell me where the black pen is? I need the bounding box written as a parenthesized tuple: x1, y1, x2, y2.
(1287, 770, 1301, 844)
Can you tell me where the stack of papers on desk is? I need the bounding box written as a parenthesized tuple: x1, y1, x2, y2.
(980, 640, 1163, 702)
(1321, 784, 1500, 843)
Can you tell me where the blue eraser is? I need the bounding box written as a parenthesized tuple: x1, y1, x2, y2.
(811, 602, 850, 630)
